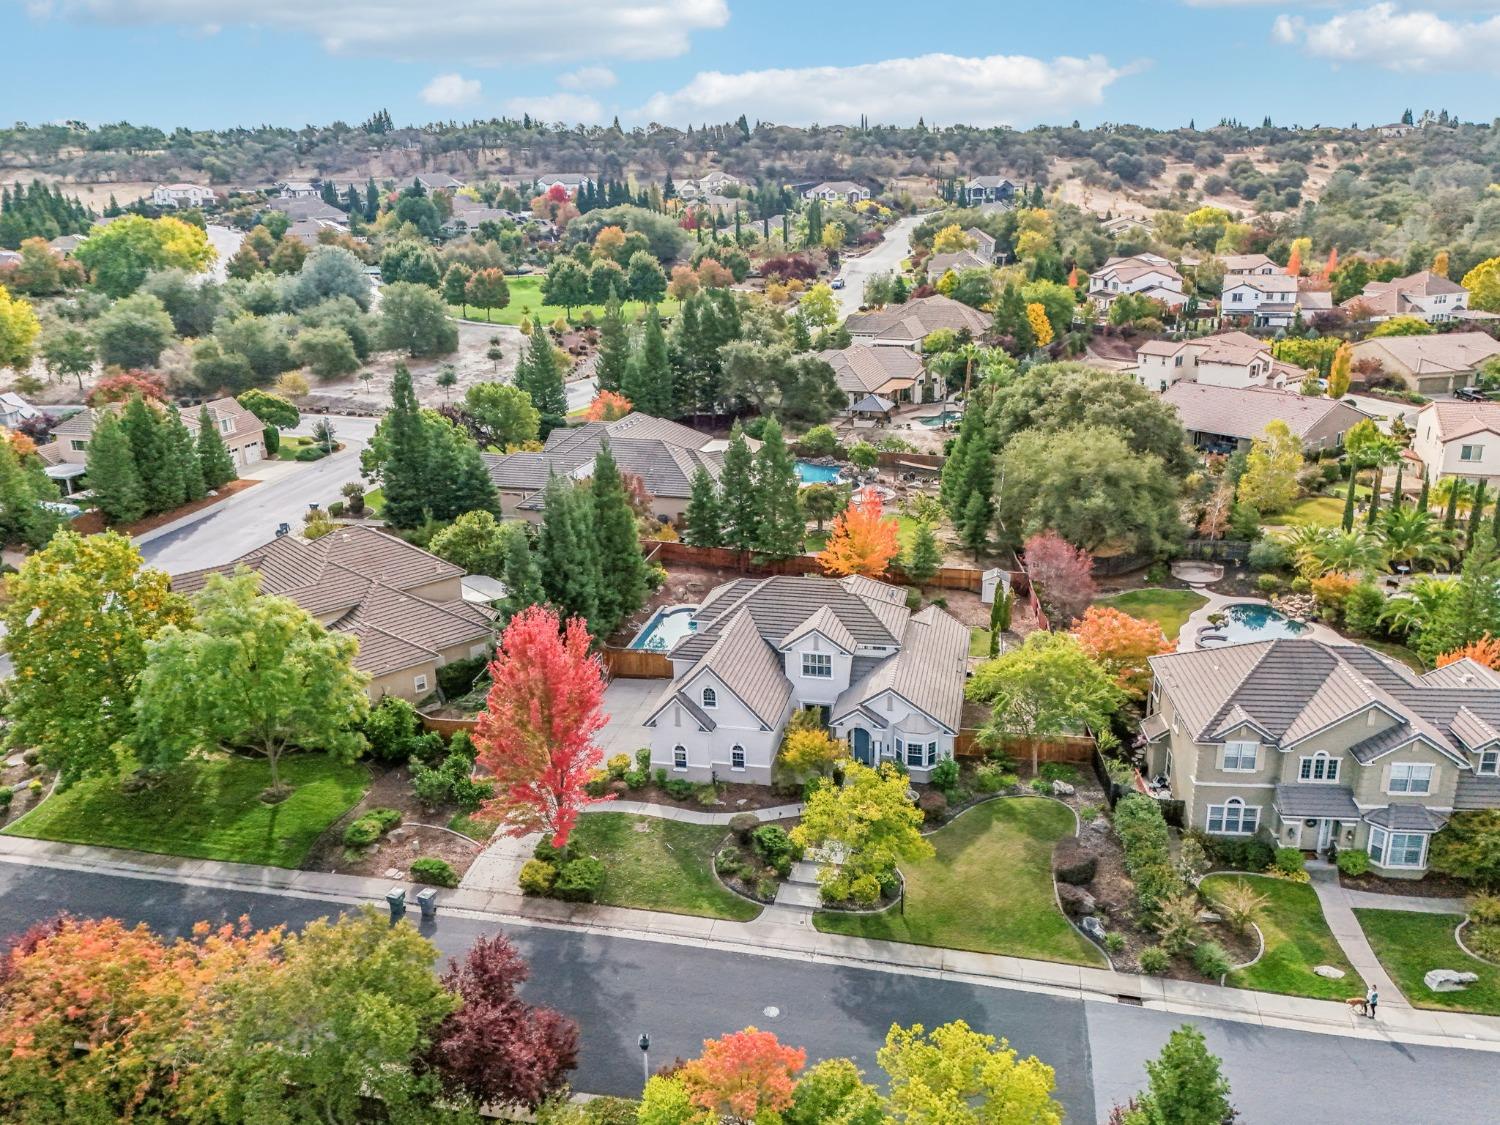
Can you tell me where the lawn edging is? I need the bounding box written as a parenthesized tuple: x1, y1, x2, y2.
(1457, 918, 1500, 966)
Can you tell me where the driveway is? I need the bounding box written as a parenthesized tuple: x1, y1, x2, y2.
(834, 213, 924, 319)
(597, 678, 663, 757)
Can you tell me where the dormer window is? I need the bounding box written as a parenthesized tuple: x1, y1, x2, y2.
(802, 653, 832, 678)
(701, 687, 716, 709)
(1481, 749, 1498, 775)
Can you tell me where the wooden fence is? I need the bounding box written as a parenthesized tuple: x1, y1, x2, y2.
(642, 540, 997, 594)
(955, 733, 1094, 762)
(602, 647, 674, 679)
(418, 712, 479, 737)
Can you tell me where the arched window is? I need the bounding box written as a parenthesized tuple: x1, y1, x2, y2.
(1207, 797, 1257, 835)
(673, 745, 687, 771)
(701, 687, 717, 709)
(1300, 752, 1339, 782)
(731, 745, 745, 771)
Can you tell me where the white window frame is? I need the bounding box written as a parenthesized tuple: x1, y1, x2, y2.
(1461, 444, 1484, 462)
(1206, 798, 1258, 836)
(1387, 762, 1433, 795)
(1221, 741, 1259, 772)
(69, 439, 88, 452)
(730, 745, 745, 772)
(1481, 749, 1499, 775)
(1299, 752, 1340, 783)
(219, 417, 234, 435)
(1369, 826, 1427, 868)
(673, 745, 688, 772)
(926, 741, 938, 767)
(701, 687, 717, 709)
(802, 652, 833, 679)
(413, 673, 429, 694)
(906, 739, 922, 767)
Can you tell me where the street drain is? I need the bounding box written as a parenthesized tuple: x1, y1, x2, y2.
(1116, 995, 1143, 1006)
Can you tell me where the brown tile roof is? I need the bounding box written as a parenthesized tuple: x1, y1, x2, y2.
(1356, 332, 1500, 374)
(1220, 254, 1277, 273)
(845, 295, 991, 343)
(817, 346, 922, 396)
(1163, 382, 1366, 442)
(1419, 400, 1500, 442)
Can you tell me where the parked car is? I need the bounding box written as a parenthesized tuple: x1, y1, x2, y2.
(1457, 386, 1488, 402)
(830, 277, 845, 290)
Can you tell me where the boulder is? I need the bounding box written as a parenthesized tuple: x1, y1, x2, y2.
(1052, 780, 1076, 797)
(1080, 916, 1108, 945)
(1057, 883, 1096, 918)
(1314, 965, 1346, 980)
(1424, 969, 1480, 992)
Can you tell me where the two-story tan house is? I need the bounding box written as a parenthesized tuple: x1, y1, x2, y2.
(1141, 639, 1500, 878)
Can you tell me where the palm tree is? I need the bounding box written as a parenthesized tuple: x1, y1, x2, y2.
(1379, 505, 1456, 571)
(1300, 529, 1388, 578)
(1379, 575, 1458, 640)
(1280, 525, 1334, 579)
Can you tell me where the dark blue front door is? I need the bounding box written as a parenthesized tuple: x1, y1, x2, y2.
(852, 728, 872, 765)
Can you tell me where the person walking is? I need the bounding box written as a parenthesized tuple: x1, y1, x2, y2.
(1366, 984, 1379, 1019)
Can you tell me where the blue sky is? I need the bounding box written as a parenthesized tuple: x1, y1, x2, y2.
(3, 1, 1496, 131)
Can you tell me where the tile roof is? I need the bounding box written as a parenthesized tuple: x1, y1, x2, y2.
(817, 346, 922, 396)
(1365, 804, 1449, 832)
(779, 605, 855, 653)
(831, 605, 969, 733)
(927, 249, 991, 276)
(1223, 274, 1300, 295)
(1221, 254, 1277, 273)
(844, 295, 991, 343)
(650, 610, 792, 731)
(1419, 400, 1500, 443)
(1356, 332, 1500, 374)
(1456, 771, 1500, 810)
(1273, 783, 1360, 819)
(1163, 382, 1367, 442)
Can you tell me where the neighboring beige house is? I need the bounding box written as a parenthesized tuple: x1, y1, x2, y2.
(1087, 254, 1187, 311)
(1221, 274, 1301, 327)
(1163, 382, 1367, 453)
(818, 345, 925, 407)
(265, 196, 348, 225)
(1134, 331, 1305, 394)
(1343, 271, 1469, 323)
(678, 171, 740, 200)
(845, 294, 991, 346)
(1220, 253, 1278, 276)
(1142, 639, 1500, 877)
(1412, 400, 1500, 485)
(37, 396, 265, 470)
(1350, 332, 1500, 395)
(644, 575, 968, 785)
(172, 525, 494, 703)
(482, 412, 729, 524)
(414, 173, 465, 192)
(926, 249, 990, 277)
(151, 183, 215, 208)
(802, 181, 870, 204)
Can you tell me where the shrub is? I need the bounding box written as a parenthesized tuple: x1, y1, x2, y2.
(1193, 940, 1233, 979)
(1104, 932, 1126, 954)
(583, 772, 610, 798)
(1467, 893, 1500, 927)
(973, 764, 1005, 793)
(436, 654, 487, 699)
(847, 873, 881, 906)
(694, 784, 719, 807)
(342, 818, 382, 848)
(800, 424, 841, 457)
(635, 747, 651, 773)
(1138, 946, 1171, 974)
(1053, 838, 1099, 886)
(411, 753, 492, 812)
(1213, 879, 1268, 934)
(1248, 537, 1290, 572)
(623, 770, 646, 790)
(714, 849, 744, 878)
(653, 768, 668, 787)
(1154, 892, 1203, 954)
(295, 445, 327, 461)
(663, 778, 695, 800)
(918, 790, 948, 825)
(607, 753, 631, 778)
(1135, 862, 1186, 916)
(1039, 763, 1079, 783)
(1176, 836, 1211, 882)
(365, 807, 402, 832)
(1256, 573, 1282, 595)
(533, 836, 576, 865)
(553, 856, 606, 902)
(928, 758, 960, 792)
(752, 825, 798, 869)
(0, 786, 11, 809)
(519, 859, 557, 896)
(729, 812, 761, 843)
(411, 857, 458, 888)
(1336, 848, 1370, 877)
(1030, 777, 1052, 795)
(362, 696, 422, 762)
(1205, 835, 1274, 872)
(756, 876, 780, 901)
(1273, 846, 1306, 876)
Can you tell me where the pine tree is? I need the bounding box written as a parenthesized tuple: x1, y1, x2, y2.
(428, 424, 500, 520)
(622, 307, 672, 417)
(1366, 466, 1382, 528)
(166, 406, 205, 504)
(498, 524, 545, 623)
(789, 313, 813, 352)
(719, 422, 759, 552)
(751, 417, 804, 559)
(684, 466, 724, 547)
(537, 477, 599, 626)
(941, 401, 995, 551)
(86, 410, 146, 523)
(196, 405, 237, 490)
(904, 521, 942, 582)
(121, 395, 177, 514)
(378, 365, 430, 528)
(590, 442, 650, 636)
(596, 297, 629, 394)
(0, 440, 61, 549)
(515, 324, 567, 433)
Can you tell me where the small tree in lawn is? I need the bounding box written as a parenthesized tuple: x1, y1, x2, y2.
(800, 482, 842, 533)
(1114, 1024, 1234, 1125)
(133, 572, 370, 799)
(465, 267, 510, 323)
(968, 631, 1123, 776)
(818, 487, 901, 578)
(1072, 605, 1173, 698)
(678, 1027, 807, 1123)
(1023, 531, 1095, 625)
(473, 604, 610, 847)
(792, 762, 933, 901)
(880, 1019, 1063, 1125)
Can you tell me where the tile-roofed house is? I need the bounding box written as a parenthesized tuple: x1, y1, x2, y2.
(963, 176, 1015, 204)
(1141, 638, 1500, 877)
(1162, 382, 1368, 453)
(264, 196, 348, 225)
(1221, 273, 1302, 327)
(1220, 253, 1278, 275)
(845, 294, 991, 346)
(1351, 331, 1500, 396)
(802, 181, 870, 204)
(532, 172, 596, 197)
(414, 173, 466, 191)
(36, 396, 265, 471)
(643, 575, 967, 784)
(482, 412, 726, 523)
(1411, 399, 1500, 485)
(1343, 270, 1469, 323)
(926, 249, 991, 277)
(817, 345, 924, 406)
(1134, 331, 1305, 394)
(151, 183, 215, 208)
(1087, 254, 1187, 311)
(276, 181, 319, 199)
(171, 525, 492, 701)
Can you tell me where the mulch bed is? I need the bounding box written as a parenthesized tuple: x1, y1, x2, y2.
(0, 749, 49, 829)
(1339, 870, 1473, 900)
(70, 478, 259, 537)
(604, 778, 799, 814)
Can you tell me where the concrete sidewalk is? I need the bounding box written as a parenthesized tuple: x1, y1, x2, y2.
(3, 833, 1498, 1056)
(1309, 863, 1408, 1007)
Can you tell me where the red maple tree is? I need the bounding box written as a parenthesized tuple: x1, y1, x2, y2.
(818, 487, 901, 578)
(678, 1027, 807, 1120)
(474, 604, 611, 846)
(585, 389, 632, 422)
(1438, 635, 1500, 670)
(1022, 532, 1096, 626)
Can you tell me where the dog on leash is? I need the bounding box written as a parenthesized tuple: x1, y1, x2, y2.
(1346, 997, 1369, 1017)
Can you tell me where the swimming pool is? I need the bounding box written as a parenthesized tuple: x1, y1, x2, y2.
(920, 410, 964, 428)
(795, 460, 843, 485)
(1199, 602, 1310, 646)
(630, 606, 696, 652)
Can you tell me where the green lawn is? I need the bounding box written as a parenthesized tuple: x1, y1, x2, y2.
(896, 516, 923, 555)
(362, 486, 385, 516)
(447, 276, 681, 327)
(1278, 495, 1347, 529)
(1355, 909, 1500, 1015)
(569, 812, 761, 922)
(969, 627, 993, 658)
(449, 811, 500, 842)
(1363, 639, 1425, 673)
(815, 797, 1104, 966)
(1201, 874, 1361, 1000)
(2, 754, 370, 869)
(1092, 588, 1208, 641)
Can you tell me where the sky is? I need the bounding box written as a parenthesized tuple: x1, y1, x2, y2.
(3, 1, 1498, 132)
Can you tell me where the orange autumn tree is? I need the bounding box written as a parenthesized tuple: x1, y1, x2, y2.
(1071, 605, 1172, 697)
(1324, 246, 1339, 278)
(1438, 635, 1500, 670)
(678, 1027, 807, 1121)
(1286, 243, 1302, 277)
(585, 389, 631, 422)
(818, 487, 900, 578)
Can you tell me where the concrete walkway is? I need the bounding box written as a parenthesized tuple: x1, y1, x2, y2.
(1341, 887, 1469, 915)
(1308, 863, 1409, 1008)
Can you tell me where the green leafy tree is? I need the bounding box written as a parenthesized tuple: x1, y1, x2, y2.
(3, 531, 190, 785)
(684, 466, 725, 547)
(0, 436, 62, 548)
(429, 510, 515, 577)
(791, 762, 933, 891)
(134, 572, 369, 796)
(380, 281, 458, 357)
(380, 240, 442, 287)
(1428, 810, 1500, 885)
(720, 341, 844, 425)
(74, 215, 214, 297)
(786, 1058, 884, 1125)
(537, 477, 600, 626)
(514, 323, 568, 432)
(1237, 419, 1303, 515)
(442, 262, 474, 308)
(879, 1019, 1063, 1125)
(236, 388, 300, 430)
(291, 244, 371, 310)
(589, 442, 651, 636)
(942, 397, 997, 557)
(196, 405, 237, 489)
(464, 267, 510, 323)
(752, 417, 805, 559)
(86, 408, 147, 523)
(498, 523, 545, 623)
(542, 257, 590, 320)
(38, 321, 95, 390)
(461, 382, 540, 449)
(801, 482, 843, 533)
(1119, 1024, 1233, 1125)
(626, 249, 668, 303)
(94, 292, 174, 369)
(294, 324, 359, 379)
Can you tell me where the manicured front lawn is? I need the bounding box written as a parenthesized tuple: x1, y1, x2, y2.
(569, 812, 761, 922)
(1092, 588, 1208, 641)
(1355, 909, 1500, 1015)
(814, 797, 1104, 966)
(362, 486, 385, 516)
(1200, 874, 1361, 1000)
(1278, 495, 1347, 529)
(448, 276, 680, 327)
(2, 754, 370, 869)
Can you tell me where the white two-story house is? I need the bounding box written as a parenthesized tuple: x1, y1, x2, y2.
(151, 183, 215, 208)
(1221, 274, 1301, 327)
(1088, 254, 1188, 312)
(1412, 400, 1500, 486)
(1134, 331, 1305, 394)
(644, 575, 968, 785)
(1141, 639, 1500, 878)
(1342, 271, 1470, 323)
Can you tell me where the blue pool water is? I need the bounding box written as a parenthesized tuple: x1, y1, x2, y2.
(920, 411, 964, 428)
(1200, 602, 1310, 646)
(795, 460, 843, 484)
(630, 606, 696, 652)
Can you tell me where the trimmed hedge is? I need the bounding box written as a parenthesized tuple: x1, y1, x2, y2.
(1114, 794, 1184, 913)
(410, 857, 458, 887)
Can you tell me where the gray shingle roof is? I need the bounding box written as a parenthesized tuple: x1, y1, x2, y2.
(1364, 805, 1449, 832)
(1456, 771, 1500, 810)
(1274, 783, 1360, 819)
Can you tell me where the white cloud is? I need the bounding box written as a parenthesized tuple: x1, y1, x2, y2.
(558, 66, 617, 90)
(635, 52, 1137, 128)
(33, 0, 728, 64)
(421, 73, 481, 107)
(504, 93, 605, 124)
(1272, 2, 1500, 69)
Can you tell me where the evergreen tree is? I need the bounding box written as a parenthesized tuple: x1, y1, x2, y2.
(590, 442, 650, 636)
(1469, 480, 1489, 552)
(622, 307, 673, 417)
(1365, 467, 1382, 528)
(1341, 469, 1357, 532)
(428, 423, 500, 520)
(1444, 481, 1461, 533)
(86, 410, 146, 523)
(805, 199, 824, 248)
(377, 364, 430, 528)
(1419, 470, 1430, 513)
(596, 296, 629, 394)
(537, 477, 599, 626)
(941, 399, 995, 550)
(1420, 526, 1500, 664)
(904, 521, 942, 582)
(442, 263, 474, 309)
(498, 524, 545, 623)
(121, 395, 181, 513)
(1127, 1025, 1233, 1125)
(751, 417, 804, 559)
(1389, 460, 1404, 511)
(515, 324, 567, 434)
(196, 405, 237, 490)
(789, 313, 813, 352)
(719, 422, 759, 552)
(0, 439, 61, 549)
(166, 406, 206, 504)
(364, 177, 380, 222)
(684, 466, 724, 547)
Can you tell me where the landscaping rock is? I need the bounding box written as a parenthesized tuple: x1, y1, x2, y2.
(1053, 838, 1098, 886)
(1080, 916, 1108, 945)
(1424, 969, 1479, 992)
(1051, 780, 1076, 797)
(1197, 910, 1223, 924)
(1314, 965, 1347, 980)
(1057, 883, 1096, 917)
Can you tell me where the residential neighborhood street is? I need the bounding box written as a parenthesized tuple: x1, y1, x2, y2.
(0, 858, 1490, 1124)
(833, 213, 923, 318)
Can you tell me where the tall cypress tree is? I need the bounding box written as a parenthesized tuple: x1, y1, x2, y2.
(590, 442, 650, 636)
(537, 477, 598, 626)
(379, 364, 430, 528)
(1389, 460, 1404, 511)
(122, 395, 178, 514)
(195, 406, 237, 491)
(622, 307, 673, 417)
(1443, 480, 1461, 533)
(1418, 469, 1430, 513)
(1341, 469, 1357, 532)
(1469, 480, 1489, 552)
(752, 417, 805, 559)
(87, 410, 146, 523)
(497, 524, 544, 624)
(719, 422, 759, 552)
(167, 406, 206, 503)
(428, 423, 500, 520)
(684, 466, 724, 547)
(515, 324, 567, 434)
(596, 297, 629, 394)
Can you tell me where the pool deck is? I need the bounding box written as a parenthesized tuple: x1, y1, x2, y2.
(1177, 590, 1344, 653)
(628, 605, 697, 652)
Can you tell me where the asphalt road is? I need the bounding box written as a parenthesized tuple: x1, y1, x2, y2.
(0, 861, 1490, 1122)
(834, 213, 924, 319)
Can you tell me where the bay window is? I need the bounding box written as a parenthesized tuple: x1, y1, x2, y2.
(1369, 827, 1427, 868)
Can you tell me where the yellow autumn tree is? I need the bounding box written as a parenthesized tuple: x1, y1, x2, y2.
(1026, 302, 1054, 347)
(932, 224, 973, 254)
(818, 488, 901, 578)
(1461, 257, 1500, 311)
(1327, 341, 1353, 399)
(1432, 249, 1450, 279)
